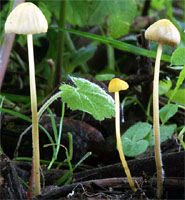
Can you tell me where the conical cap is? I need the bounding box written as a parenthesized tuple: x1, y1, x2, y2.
(5, 2, 48, 35)
(145, 19, 180, 47)
(108, 78, 129, 92)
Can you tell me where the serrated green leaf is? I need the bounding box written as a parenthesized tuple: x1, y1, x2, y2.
(171, 48, 185, 66)
(147, 124, 177, 146)
(159, 104, 178, 125)
(121, 122, 152, 157)
(60, 76, 115, 121)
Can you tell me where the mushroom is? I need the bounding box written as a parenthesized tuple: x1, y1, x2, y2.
(5, 2, 48, 195)
(145, 19, 180, 198)
(108, 78, 136, 192)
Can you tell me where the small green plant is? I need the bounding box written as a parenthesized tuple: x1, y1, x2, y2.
(46, 104, 65, 169)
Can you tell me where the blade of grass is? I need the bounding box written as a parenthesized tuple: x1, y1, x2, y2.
(67, 132, 73, 160)
(0, 108, 31, 122)
(50, 26, 171, 62)
(15, 157, 73, 169)
(56, 152, 92, 186)
(47, 108, 58, 143)
(47, 102, 65, 170)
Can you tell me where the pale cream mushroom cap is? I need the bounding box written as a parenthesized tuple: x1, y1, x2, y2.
(5, 2, 48, 34)
(108, 78, 129, 93)
(145, 19, 180, 47)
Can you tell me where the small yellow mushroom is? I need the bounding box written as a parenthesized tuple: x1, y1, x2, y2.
(108, 78, 136, 192)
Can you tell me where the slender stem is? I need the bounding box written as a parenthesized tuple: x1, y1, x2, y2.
(178, 126, 185, 150)
(107, 44, 115, 70)
(27, 34, 40, 195)
(153, 43, 163, 198)
(114, 92, 136, 192)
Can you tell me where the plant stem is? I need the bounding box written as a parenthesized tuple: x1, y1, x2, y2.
(107, 44, 115, 70)
(114, 92, 136, 192)
(27, 34, 40, 195)
(178, 126, 185, 149)
(153, 43, 163, 199)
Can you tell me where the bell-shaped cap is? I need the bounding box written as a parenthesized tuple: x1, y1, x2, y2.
(5, 2, 48, 35)
(108, 78, 129, 93)
(145, 19, 180, 47)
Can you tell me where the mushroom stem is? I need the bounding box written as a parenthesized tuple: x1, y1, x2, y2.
(114, 91, 136, 192)
(153, 43, 163, 198)
(27, 34, 40, 195)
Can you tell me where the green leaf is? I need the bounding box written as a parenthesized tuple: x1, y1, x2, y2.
(147, 124, 177, 146)
(107, 0, 136, 38)
(95, 74, 115, 81)
(166, 88, 185, 105)
(159, 80, 172, 96)
(67, 44, 97, 74)
(60, 76, 115, 121)
(121, 122, 152, 157)
(65, 0, 136, 38)
(151, 0, 165, 10)
(171, 47, 185, 66)
(122, 138, 149, 157)
(38, 2, 52, 24)
(168, 66, 185, 104)
(66, 1, 104, 26)
(51, 27, 171, 62)
(159, 104, 178, 125)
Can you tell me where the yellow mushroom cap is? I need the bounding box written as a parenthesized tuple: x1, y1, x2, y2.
(145, 19, 180, 47)
(5, 2, 48, 35)
(108, 78, 129, 93)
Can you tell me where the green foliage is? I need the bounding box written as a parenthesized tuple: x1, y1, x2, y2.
(106, 0, 136, 38)
(60, 76, 115, 121)
(166, 89, 185, 105)
(159, 104, 178, 125)
(171, 48, 185, 66)
(178, 126, 185, 149)
(151, 0, 165, 10)
(95, 74, 115, 81)
(66, 0, 136, 38)
(122, 121, 177, 157)
(53, 27, 171, 62)
(122, 122, 152, 157)
(56, 152, 92, 186)
(0, 108, 31, 123)
(147, 124, 177, 146)
(167, 66, 185, 104)
(66, 44, 97, 74)
(159, 80, 172, 96)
